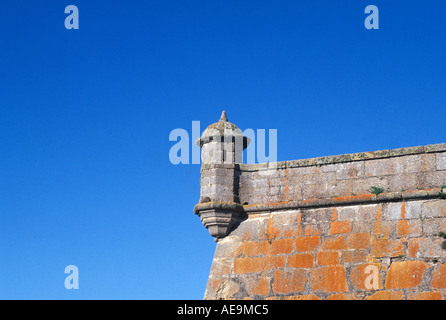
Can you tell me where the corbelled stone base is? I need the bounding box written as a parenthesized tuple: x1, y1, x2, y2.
(194, 202, 244, 239)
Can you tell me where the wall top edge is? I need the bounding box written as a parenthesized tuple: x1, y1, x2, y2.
(238, 143, 446, 172)
(242, 188, 445, 213)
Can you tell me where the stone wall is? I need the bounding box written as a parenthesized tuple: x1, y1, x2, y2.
(203, 143, 446, 300)
(238, 144, 446, 207)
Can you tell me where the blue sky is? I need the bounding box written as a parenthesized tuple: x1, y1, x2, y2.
(0, 1, 445, 299)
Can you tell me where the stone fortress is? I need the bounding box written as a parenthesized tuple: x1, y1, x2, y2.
(193, 111, 446, 300)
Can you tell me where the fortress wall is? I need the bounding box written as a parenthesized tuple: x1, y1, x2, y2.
(204, 144, 446, 300)
(239, 144, 446, 207)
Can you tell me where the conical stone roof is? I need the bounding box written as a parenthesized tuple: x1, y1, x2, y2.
(196, 111, 249, 148)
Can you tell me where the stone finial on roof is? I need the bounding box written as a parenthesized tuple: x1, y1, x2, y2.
(219, 110, 228, 122)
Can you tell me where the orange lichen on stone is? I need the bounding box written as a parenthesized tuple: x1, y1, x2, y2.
(364, 291, 404, 300)
(322, 236, 348, 251)
(316, 251, 339, 266)
(288, 253, 314, 268)
(333, 194, 375, 203)
(270, 238, 294, 254)
(342, 250, 369, 265)
(295, 236, 320, 252)
(311, 266, 349, 293)
(325, 293, 359, 300)
(304, 224, 322, 236)
(331, 208, 338, 221)
(401, 203, 406, 219)
(246, 277, 271, 296)
(396, 220, 411, 237)
(234, 257, 266, 274)
(348, 233, 370, 249)
(266, 218, 280, 240)
(265, 255, 286, 270)
(431, 264, 446, 288)
(330, 221, 352, 235)
(407, 292, 443, 300)
(272, 269, 307, 294)
(371, 237, 404, 258)
(243, 241, 269, 256)
(385, 261, 426, 289)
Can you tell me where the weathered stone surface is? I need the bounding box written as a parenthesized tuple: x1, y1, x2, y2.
(273, 269, 308, 294)
(310, 266, 349, 292)
(436, 152, 446, 170)
(396, 219, 422, 237)
(196, 117, 446, 300)
(408, 237, 444, 258)
(407, 291, 443, 300)
(431, 264, 446, 288)
(234, 257, 265, 274)
(365, 158, 404, 177)
(364, 291, 404, 300)
(422, 218, 446, 234)
(385, 261, 426, 289)
(421, 200, 446, 218)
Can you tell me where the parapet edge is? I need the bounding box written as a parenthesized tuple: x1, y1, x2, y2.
(239, 143, 446, 172)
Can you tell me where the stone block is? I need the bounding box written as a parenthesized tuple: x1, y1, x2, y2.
(396, 219, 422, 237)
(437, 152, 446, 170)
(325, 179, 353, 198)
(316, 251, 340, 266)
(246, 277, 271, 296)
(387, 173, 419, 192)
(365, 158, 403, 177)
(385, 261, 426, 289)
(335, 162, 365, 180)
(272, 269, 308, 294)
(310, 266, 349, 292)
(288, 253, 315, 268)
(352, 177, 389, 195)
(295, 236, 320, 252)
(234, 257, 266, 274)
(214, 238, 243, 259)
(383, 202, 403, 220)
(423, 171, 446, 188)
(364, 291, 404, 300)
(243, 240, 269, 257)
(230, 216, 268, 241)
(422, 218, 446, 234)
(370, 237, 404, 258)
(329, 221, 352, 235)
(431, 263, 446, 288)
(421, 200, 446, 218)
(300, 208, 332, 223)
(407, 292, 443, 300)
(408, 237, 444, 258)
(402, 154, 435, 173)
(270, 238, 294, 254)
(357, 204, 379, 221)
(322, 236, 348, 251)
(403, 201, 422, 219)
(301, 172, 336, 186)
(337, 206, 358, 221)
(347, 233, 371, 249)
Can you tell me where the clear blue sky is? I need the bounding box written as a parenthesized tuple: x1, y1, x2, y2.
(0, 1, 445, 299)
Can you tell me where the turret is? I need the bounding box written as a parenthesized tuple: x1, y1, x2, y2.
(193, 111, 250, 240)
